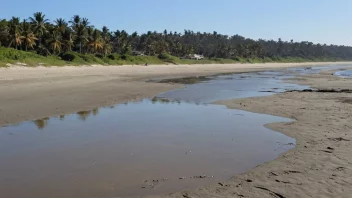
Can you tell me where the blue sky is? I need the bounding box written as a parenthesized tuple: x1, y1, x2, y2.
(2, 0, 352, 45)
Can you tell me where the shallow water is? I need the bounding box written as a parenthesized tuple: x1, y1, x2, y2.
(0, 68, 315, 198)
(335, 70, 352, 78)
(0, 100, 294, 198)
(158, 70, 309, 103)
(288, 64, 352, 75)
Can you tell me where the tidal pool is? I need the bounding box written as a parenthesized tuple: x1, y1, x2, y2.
(0, 69, 308, 198)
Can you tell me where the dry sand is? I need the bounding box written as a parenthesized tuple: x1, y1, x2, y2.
(1, 62, 352, 198)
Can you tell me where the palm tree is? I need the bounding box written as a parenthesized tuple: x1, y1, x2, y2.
(21, 19, 37, 51)
(8, 17, 23, 49)
(101, 26, 110, 43)
(88, 29, 103, 53)
(112, 30, 129, 54)
(61, 29, 74, 52)
(10, 32, 24, 50)
(155, 40, 169, 54)
(75, 24, 88, 53)
(87, 26, 94, 39)
(69, 15, 81, 27)
(101, 26, 112, 56)
(81, 18, 91, 28)
(102, 42, 112, 56)
(0, 19, 9, 47)
(54, 18, 67, 34)
(29, 12, 49, 45)
(47, 30, 62, 54)
(69, 15, 89, 53)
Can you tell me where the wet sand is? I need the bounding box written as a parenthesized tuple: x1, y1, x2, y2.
(1, 62, 352, 198)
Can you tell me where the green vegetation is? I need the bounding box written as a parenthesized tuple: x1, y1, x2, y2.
(0, 47, 66, 66)
(0, 12, 351, 67)
(0, 47, 167, 67)
(0, 47, 345, 67)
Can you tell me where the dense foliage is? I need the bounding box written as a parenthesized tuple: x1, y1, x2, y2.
(1, 12, 352, 63)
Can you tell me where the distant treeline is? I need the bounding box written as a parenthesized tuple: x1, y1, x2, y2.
(1, 12, 352, 61)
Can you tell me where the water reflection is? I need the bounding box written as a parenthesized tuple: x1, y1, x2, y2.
(159, 76, 211, 84)
(33, 117, 50, 130)
(92, 108, 99, 116)
(59, 115, 65, 121)
(76, 110, 91, 121)
(33, 99, 210, 130)
(33, 108, 101, 129)
(335, 70, 352, 78)
(76, 108, 100, 121)
(151, 97, 181, 105)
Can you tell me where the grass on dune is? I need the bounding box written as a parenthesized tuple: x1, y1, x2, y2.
(0, 47, 342, 67)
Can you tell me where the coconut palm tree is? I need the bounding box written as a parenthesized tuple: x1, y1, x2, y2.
(61, 29, 74, 52)
(69, 15, 90, 53)
(102, 41, 112, 56)
(29, 12, 49, 45)
(88, 29, 103, 53)
(8, 17, 24, 49)
(10, 32, 24, 50)
(47, 30, 62, 54)
(75, 24, 88, 53)
(87, 26, 94, 39)
(101, 26, 112, 56)
(69, 15, 81, 36)
(81, 18, 90, 28)
(54, 18, 67, 34)
(101, 26, 110, 42)
(21, 19, 37, 51)
(112, 30, 129, 54)
(0, 19, 9, 47)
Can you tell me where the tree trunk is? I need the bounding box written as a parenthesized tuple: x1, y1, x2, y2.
(38, 37, 42, 47)
(8, 40, 13, 48)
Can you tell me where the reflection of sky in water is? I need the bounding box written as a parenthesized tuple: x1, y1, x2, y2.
(158, 70, 309, 104)
(335, 70, 352, 78)
(0, 98, 295, 197)
(288, 64, 352, 75)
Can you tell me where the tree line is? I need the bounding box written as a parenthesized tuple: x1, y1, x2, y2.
(1, 12, 352, 61)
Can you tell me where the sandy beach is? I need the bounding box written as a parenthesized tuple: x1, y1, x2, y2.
(1, 62, 351, 198)
(0, 62, 349, 127)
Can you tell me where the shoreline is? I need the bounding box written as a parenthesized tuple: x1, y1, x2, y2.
(1, 61, 350, 70)
(0, 62, 349, 127)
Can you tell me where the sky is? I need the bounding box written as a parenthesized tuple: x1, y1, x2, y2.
(2, 0, 352, 46)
